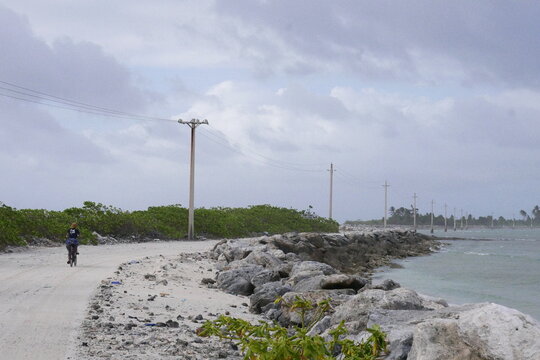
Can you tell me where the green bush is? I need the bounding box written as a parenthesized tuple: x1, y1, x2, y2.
(0, 202, 339, 247)
(197, 296, 388, 360)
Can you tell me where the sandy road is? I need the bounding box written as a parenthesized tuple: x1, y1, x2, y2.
(0, 241, 217, 360)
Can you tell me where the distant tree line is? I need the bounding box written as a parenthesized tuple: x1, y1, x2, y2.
(345, 205, 540, 227)
(0, 201, 338, 250)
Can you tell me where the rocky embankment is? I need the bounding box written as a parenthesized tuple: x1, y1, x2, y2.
(211, 231, 540, 360)
(76, 231, 540, 359)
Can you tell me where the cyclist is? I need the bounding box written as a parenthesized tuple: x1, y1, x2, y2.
(66, 223, 80, 264)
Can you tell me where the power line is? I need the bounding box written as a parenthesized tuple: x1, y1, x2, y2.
(0, 79, 173, 123)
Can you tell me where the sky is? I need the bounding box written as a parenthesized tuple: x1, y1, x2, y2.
(1, 1, 540, 222)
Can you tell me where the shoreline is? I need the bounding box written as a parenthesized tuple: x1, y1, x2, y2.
(73, 230, 540, 359)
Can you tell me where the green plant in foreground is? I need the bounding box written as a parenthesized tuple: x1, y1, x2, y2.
(197, 297, 388, 360)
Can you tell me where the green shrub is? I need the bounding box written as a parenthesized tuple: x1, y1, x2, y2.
(197, 296, 388, 360)
(0, 201, 339, 246)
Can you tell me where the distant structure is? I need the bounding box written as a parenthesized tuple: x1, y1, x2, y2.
(430, 200, 435, 234)
(453, 207, 457, 231)
(383, 181, 390, 229)
(328, 163, 335, 220)
(413, 193, 418, 232)
(444, 203, 448, 232)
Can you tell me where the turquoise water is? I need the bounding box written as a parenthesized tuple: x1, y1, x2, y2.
(373, 228, 540, 320)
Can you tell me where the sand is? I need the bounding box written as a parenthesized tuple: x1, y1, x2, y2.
(0, 241, 253, 360)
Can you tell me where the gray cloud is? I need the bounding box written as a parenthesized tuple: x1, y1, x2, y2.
(216, 1, 540, 87)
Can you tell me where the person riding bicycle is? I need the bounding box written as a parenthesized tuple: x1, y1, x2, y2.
(66, 223, 80, 264)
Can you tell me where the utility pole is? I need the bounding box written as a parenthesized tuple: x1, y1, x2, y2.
(444, 203, 448, 232)
(413, 193, 418, 232)
(491, 213, 494, 229)
(460, 209, 464, 230)
(453, 208, 457, 231)
(465, 212, 469, 230)
(328, 163, 335, 220)
(383, 181, 390, 229)
(178, 118, 208, 240)
(430, 200, 435, 234)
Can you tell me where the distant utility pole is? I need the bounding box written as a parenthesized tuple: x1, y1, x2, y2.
(465, 212, 469, 230)
(328, 163, 335, 220)
(453, 208, 457, 231)
(430, 200, 435, 234)
(178, 118, 209, 241)
(460, 209, 464, 230)
(413, 193, 418, 232)
(491, 213, 494, 229)
(444, 203, 448, 232)
(383, 181, 390, 229)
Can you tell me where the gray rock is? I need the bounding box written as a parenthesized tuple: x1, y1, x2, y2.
(371, 279, 400, 291)
(320, 274, 368, 291)
(408, 318, 483, 360)
(216, 265, 265, 296)
(332, 288, 427, 326)
(250, 281, 292, 313)
(251, 270, 281, 288)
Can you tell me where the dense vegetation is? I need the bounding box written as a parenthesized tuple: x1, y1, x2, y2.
(345, 205, 540, 228)
(0, 201, 338, 250)
(198, 296, 387, 360)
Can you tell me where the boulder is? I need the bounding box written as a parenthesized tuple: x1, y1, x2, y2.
(371, 279, 401, 291)
(216, 265, 264, 296)
(280, 289, 355, 326)
(249, 281, 292, 313)
(251, 270, 281, 288)
(320, 274, 368, 291)
(332, 288, 427, 325)
(405, 303, 540, 360)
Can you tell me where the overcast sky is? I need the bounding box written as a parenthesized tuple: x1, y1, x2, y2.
(1, 1, 540, 222)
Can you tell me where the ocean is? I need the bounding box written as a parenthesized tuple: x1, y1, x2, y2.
(372, 228, 540, 320)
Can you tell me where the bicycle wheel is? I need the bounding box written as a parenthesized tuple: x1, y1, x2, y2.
(69, 245, 77, 267)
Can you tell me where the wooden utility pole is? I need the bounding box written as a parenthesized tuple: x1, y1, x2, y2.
(430, 200, 435, 234)
(413, 193, 418, 232)
(328, 163, 335, 220)
(444, 203, 448, 232)
(383, 181, 390, 229)
(178, 118, 208, 240)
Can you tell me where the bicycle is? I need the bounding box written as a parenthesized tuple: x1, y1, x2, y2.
(67, 243, 78, 267)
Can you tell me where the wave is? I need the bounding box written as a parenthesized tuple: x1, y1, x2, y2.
(464, 251, 490, 256)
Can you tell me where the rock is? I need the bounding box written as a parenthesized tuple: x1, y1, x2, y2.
(280, 289, 355, 327)
(251, 270, 280, 288)
(331, 288, 427, 326)
(306, 316, 332, 336)
(290, 275, 325, 292)
(249, 282, 292, 313)
(320, 274, 368, 291)
(200, 278, 216, 285)
(165, 320, 179, 328)
(289, 261, 338, 279)
(216, 265, 265, 296)
(144, 274, 156, 281)
(371, 279, 400, 291)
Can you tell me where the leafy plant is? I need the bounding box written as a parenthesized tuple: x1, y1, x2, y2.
(197, 297, 388, 360)
(0, 202, 339, 247)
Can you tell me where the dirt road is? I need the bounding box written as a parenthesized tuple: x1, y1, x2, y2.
(0, 241, 216, 360)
